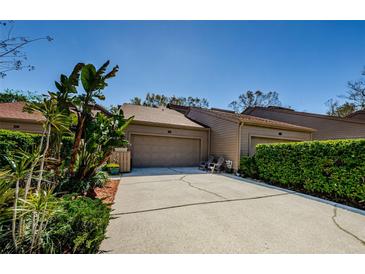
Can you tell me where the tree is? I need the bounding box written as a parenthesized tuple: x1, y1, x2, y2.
(346, 71, 365, 109)
(325, 99, 356, 117)
(324, 68, 365, 117)
(130, 97, 142, 105)
(228, 90, 281, 113)
(51, 61, 119, 175)
(0, 89, 41, 103)
(0, 21, 53, 78)
(130, 93, 209, 108)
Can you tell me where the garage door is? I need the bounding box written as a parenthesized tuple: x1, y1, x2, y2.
(250, 137, 296, 156)
(131, 135, 201, 167)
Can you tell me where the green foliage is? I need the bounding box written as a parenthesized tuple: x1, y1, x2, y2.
(131, 92, 210, 108)
(57, 171, 108, 194)
(239, 156, 258, 178)
(0, 130, 72, 168)
(0, 130, 40, 167)
(48, 195, 110, 254)
(0, 61, 126, 254)
(72, 110, 132, 182)
(255, 139, 365, 206)
(60, 135, 74, 164)
(0, 89, 41, 103)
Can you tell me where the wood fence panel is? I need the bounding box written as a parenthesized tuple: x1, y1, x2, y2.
(109, 150, 131, 173)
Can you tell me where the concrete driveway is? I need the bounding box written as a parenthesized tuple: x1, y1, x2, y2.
(101, 167, 365, 253)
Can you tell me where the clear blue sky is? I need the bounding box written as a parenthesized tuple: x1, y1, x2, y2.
(1, 20, 365, 114)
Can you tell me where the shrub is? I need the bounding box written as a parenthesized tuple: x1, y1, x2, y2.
(47, 195, 110, 254)
(255, 139, 365, 207)
(0, 130, 40, 166)
(239, 156, 259, 178)
(60, 135, 74, 164)
(57, 171, 108, 195)
(0, 129, 73, 168)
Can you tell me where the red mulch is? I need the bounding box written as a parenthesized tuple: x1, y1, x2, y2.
(95, 179, 120, 205)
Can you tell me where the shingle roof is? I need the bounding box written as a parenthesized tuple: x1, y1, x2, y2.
(190, 107, 316, 132)
(121, 104, 206, 129)
(244, 106, 365, 125)
(346, 110, 365, 119)
(0, 102, 45, 123)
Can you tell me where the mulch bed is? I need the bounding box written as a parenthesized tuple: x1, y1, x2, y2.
(95, 179, 120, 204)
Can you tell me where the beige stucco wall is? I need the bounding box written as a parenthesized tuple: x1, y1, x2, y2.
(241, 125, 312, 156)
(186, 109, 240, 170)
(125, 122, 209, 163)
(0, 120, 43, 134)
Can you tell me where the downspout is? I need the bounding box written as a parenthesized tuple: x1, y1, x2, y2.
(236, 121, 243, 172)
(208, 127, 211, 157)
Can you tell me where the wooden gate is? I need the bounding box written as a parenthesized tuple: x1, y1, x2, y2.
(109, 149, 131, 173)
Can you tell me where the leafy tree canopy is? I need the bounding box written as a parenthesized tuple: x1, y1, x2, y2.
(228, 90, 281, 113)
(0, 89, 41, 103)
(130, 93, 209, 108)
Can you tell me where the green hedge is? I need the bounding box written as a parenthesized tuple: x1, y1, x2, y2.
(239, 156, 259, 179)
(0, 129, 40, 166)
(254, 139, 365, 207)
(47, 195, 110, 254)
(0, 129, 73, 167)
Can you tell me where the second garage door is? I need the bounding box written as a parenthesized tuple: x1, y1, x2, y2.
(131, 135, 201, 167)
(250, 137, 297, 156)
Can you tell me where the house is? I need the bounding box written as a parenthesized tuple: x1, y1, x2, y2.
(346, 110, 365, 121)
(121, 104, 210, 168)
(243, 106, 365, 140)
(121, 104, 315, 170)
(5, 101, 364, 171)
(184, 107, 314, 170)
(0, 101, 110, 134)
(0, 102, 45, 133)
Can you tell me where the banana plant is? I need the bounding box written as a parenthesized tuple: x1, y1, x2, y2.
(68, 61, 119, 175)
(73, 109, 133, 185)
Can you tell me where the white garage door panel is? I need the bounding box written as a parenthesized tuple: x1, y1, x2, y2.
(131, 135, 200, 167)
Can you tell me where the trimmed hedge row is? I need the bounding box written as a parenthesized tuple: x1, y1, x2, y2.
(254, 139, 365, 207)
(0, 129, 73, 167)
(239, 156, 258, 179)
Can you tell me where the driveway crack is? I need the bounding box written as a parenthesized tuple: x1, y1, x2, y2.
(331, 206, 365, 246)
(113, 192, 290, 216)
(166, 168, 228, 200)
(180, 175, 228, 200)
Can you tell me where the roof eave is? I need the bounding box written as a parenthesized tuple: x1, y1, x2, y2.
(0, 117, 45, 124)
(242, 120, 316, 133)
(131, 119, 209, 131)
